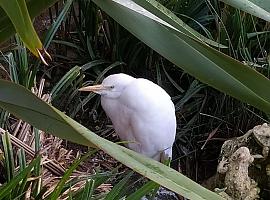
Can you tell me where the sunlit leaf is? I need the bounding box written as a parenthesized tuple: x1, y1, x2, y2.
(0, 0, 42, 57)
(0, 0, 59, 61)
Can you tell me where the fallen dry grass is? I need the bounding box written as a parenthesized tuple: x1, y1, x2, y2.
(0, 79, 114, 199)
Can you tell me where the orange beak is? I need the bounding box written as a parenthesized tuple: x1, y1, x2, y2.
(78, 84, 105, 93)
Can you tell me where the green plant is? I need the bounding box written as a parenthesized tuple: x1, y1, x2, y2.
(0, 0, 58, 62)
(0, 130, 117, 199)
(93, 0, 270, 114)
(0, 80, 223, 199)
(1, 0, 270, 199)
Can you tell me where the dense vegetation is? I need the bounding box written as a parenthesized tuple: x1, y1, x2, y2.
(0, 0, 270, 199)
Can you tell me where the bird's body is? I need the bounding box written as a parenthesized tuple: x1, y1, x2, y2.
(80, 73, 176, 161)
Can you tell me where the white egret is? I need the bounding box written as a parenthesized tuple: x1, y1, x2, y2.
(79, 73, 176, 161)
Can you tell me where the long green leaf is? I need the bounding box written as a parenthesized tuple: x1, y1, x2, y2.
(0, 0, 42, 56)
(131, 0, 226, 48)
(48, 150, 95, 200)
(1, 131, 15, 181)
(220, 0, 270, 22)
(0, 80, 95, 148)
(0, 80, 223, 200)
(104, 171, 133, 200)
(249, 0, 270, 13)
(93, 0, 270, 114)
(29, 0, 73, 88)
(0, 0, 58, 45)
(126, 180, 159, 200)
(0, 156, 41, 200)
(43, 0, 73, 50)
(80, 179, 95, 199)
(50, 66, 81, 100)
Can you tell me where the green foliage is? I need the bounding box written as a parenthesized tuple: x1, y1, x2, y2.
(1, 0, 270, 199)
(0, 80, 223, 199)
(0, 156, 41, 200)
(0, 0, 73, 89)
(0, 132, 41, 200)
(126, 180, 160, 200)
(47, 150, 96, 200)
(0, 0, 58, 47)
(1, 131, 15, 182)
(104, 171, 133, 200)
(28, 0, 74, 88)
(220, 0, 270, 22)
(0, 0, 43, 57)
(0, 131, 120, 199)
(93, 0, 270, 114)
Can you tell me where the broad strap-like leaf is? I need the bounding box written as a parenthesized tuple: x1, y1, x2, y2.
(131, 0, 226, 48)
(0, 0, 42, 57)
(0, 0, 58, 43)
(0, 80, 96, 148)
(220, 0, 270, 22)
(249, 0, 270, 13)
(0, 0, 59, 61)
(93, 0, 270, 114)
(0, 80, 223, 200)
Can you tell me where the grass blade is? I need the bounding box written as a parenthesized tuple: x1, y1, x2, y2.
(104, 171, 133, 200)
(0, 156, 41, 200)
(126, 181, 159, 200)
(47, 150, 96, 200)
(1, 131, 15, 181)
(50, 66, 81, 100)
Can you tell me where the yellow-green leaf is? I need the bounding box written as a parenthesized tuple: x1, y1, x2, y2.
(0, 0, 42, 57)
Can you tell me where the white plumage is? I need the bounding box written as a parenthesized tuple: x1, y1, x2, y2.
(79, 73, 176, 161)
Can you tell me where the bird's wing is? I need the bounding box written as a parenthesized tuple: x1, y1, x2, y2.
(119, 79, 176, 160)
(101, 97, 143, 152)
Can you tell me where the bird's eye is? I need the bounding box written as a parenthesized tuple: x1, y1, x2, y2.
(109, 85, 114, 89)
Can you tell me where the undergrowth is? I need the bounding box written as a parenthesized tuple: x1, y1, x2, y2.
(0, 0, 270, 198)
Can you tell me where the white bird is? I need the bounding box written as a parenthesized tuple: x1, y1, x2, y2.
(79, 73, 176, 161)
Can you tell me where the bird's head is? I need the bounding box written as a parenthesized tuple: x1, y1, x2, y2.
(79, 73, 135, 99)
